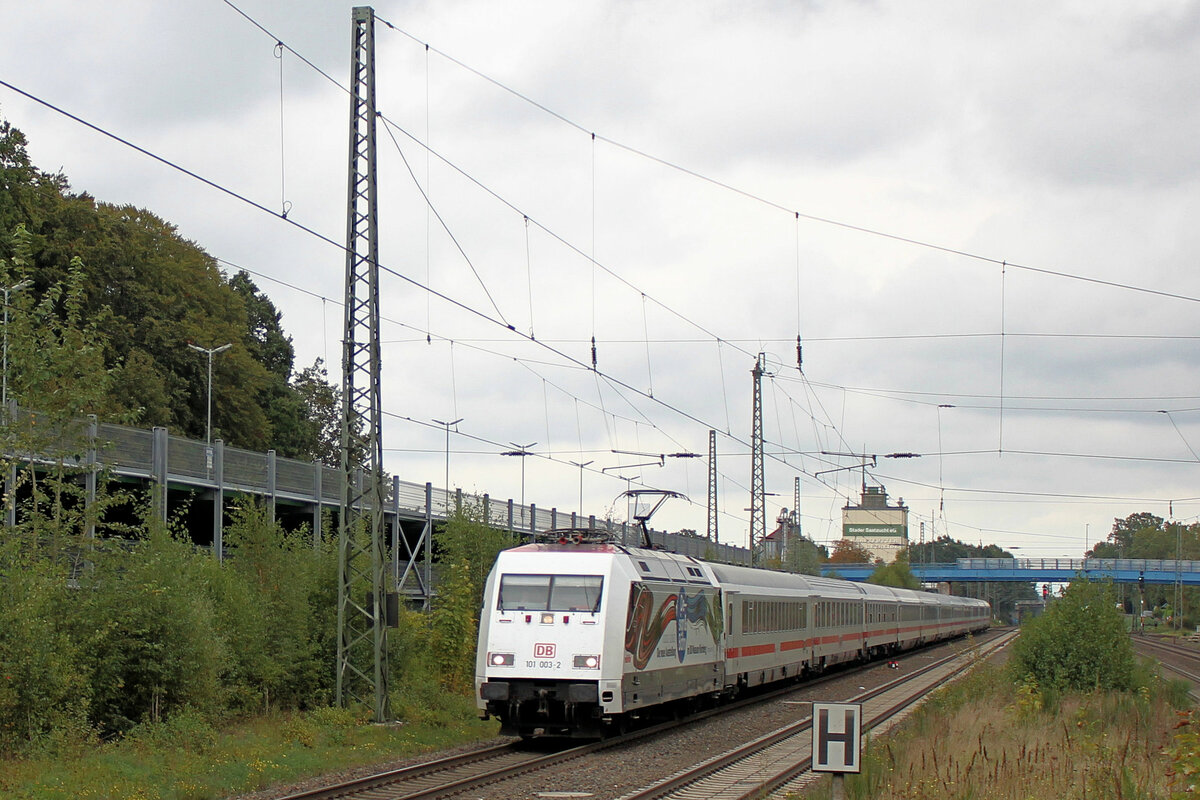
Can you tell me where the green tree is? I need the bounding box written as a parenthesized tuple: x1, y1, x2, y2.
(74, 520, 225, 735)
(783, 537, 826, 575)
(426, 503, 514, 691)
(0, 536, 90, 755)
(1090, 513, 1200, 624)
(290, 359, 345, 466)
(209, 500, 334, 712)
(1, 223, 129, 554)
(1009, 579, 1136, 694)
(0, 118, 336, 460)
(868, 553, 921, 589)
(0, 120, 65, 240)
(433, 502, 514, 607)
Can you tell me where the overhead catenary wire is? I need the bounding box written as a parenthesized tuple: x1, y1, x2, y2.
(374, 14, 1200, 309)
(380, 118, 510, 327)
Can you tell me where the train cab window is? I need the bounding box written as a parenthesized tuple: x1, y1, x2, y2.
(550, 575, 604, 612)
(498, 574, 603, 612)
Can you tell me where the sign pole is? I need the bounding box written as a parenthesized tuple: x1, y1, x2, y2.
(831, 773, 846, 800)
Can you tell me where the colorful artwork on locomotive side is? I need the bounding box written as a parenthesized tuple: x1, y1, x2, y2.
(624, 583, 721, 670)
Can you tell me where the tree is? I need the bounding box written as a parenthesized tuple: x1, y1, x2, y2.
(427, 503, 514, 691)
(290, 359, 345, 467)
(0, 119, 66, 241)
(868, 554, 921, 589)
(0, 117, 336, 461)
(828, 538, 875, 564)
(783, 537, 827, 575)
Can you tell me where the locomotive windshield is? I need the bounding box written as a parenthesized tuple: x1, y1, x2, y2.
(498, 574, 603, 612)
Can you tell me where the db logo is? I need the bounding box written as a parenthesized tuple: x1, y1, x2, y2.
(534, 643, 556, 658)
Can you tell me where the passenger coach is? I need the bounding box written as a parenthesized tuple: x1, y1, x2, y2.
(475, 533, 989, 738)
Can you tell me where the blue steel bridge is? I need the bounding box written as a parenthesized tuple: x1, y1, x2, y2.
(821, 558, 1200, 586)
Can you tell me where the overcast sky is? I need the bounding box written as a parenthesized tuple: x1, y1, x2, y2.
(4, 0, 1200, 558)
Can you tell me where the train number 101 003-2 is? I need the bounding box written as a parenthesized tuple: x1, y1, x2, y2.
(526, 660, 561, 669)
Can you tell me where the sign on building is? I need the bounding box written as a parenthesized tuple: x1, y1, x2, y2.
(811, 702, 862, 773)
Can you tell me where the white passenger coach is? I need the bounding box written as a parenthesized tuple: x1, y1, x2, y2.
(475, 533, 989, 738)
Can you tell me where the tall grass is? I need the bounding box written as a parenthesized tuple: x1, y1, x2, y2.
(797, 663, 1190, 800)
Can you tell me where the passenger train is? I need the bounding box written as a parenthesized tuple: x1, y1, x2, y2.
(475, 532, 990, 738)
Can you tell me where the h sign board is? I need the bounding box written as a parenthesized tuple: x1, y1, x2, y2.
(811, 702, 862, 773)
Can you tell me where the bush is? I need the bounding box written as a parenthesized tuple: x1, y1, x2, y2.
(0, 541, 91, 755)
(208, 501, 335, 713)
(1009, 578, 1136, 695)
(122, 707, 218, 754)
(423, 504, 514, 694)
(75, 530, 225, 735)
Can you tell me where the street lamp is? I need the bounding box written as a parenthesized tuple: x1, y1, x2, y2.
(2, 278, 32, 413)
(187, 342, 231, 444)
(432, 417, 463, 512)
(568, 460, 594, 518)
(501, 442, 537, 529)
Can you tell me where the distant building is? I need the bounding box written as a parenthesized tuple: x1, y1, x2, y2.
(841, 483, 908, 562)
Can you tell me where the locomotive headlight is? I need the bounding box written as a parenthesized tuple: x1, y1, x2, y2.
(489, 652, 515, 667)
(573, 654, 600, 669)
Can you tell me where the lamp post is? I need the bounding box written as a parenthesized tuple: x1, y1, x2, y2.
(432, 417, 463, 513)
(501, 442, 536, 529)
(187, 342, 231, 444)
(568, 460, 593, 519)
(2, 279, 32, 413)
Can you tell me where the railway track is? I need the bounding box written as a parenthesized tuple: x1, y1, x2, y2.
(615, 630, 1016, 800)
(1133, 634, 1200, 702)
(274, 630, 1010, 800)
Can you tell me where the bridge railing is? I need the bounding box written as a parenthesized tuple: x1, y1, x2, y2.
(33, 411, 749, 561)
(957, 557, 1200, 573)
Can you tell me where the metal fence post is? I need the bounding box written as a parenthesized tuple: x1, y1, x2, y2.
(392, 474, 400, 588)
(213, 439, 224, 561)
(312, 461, 322, 550)
(152, 426, 168, 524)
(266, 449, 277, 527)
(85, 414, 97, 539)
(424, 482, 433, 604)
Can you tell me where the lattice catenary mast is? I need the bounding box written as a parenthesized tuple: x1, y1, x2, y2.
(706, 429, 718, 543)
(337, 5, 389, 722)
(749, 353, 766, 562)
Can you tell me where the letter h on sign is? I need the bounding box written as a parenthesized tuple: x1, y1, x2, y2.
(811, 702, 862, 773)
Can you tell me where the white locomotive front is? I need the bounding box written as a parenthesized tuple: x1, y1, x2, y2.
(475, 536, 724, 738)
